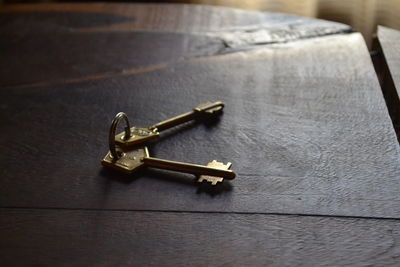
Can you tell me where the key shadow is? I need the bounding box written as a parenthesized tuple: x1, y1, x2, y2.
(99, 166, 232, 196)
(145, 168, 233, 196)
(99, 167, 145, 184)
(196, 180, 233, 196)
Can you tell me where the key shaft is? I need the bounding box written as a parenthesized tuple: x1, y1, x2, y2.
(115, 101, 224, 148)
(143, 157, 235, 180)
(149, 111, 197, 132)
(149, 101, 224, 132)
(101, 146, 236, 184)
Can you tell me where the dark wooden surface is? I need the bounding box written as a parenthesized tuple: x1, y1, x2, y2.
(0, 3, 351, 88)
(1, 3, 400, 266)
(2, 209, 400, 266)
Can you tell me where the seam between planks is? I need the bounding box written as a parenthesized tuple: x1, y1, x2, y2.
(2, 206, 400, 222)
(372, 39, 400, 141)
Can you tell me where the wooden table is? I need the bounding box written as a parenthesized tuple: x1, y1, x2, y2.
(1, 3, 400, 266)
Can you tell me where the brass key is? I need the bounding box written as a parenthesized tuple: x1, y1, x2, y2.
(101, 146, 235, 185)
(115, 101, 224, 148)
(198, 160, 232, 185)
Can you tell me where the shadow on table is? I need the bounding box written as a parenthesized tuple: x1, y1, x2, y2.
(99, 166, 232, 196)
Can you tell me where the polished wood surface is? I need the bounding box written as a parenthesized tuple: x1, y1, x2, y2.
(2, 209, 400, 266)
(1, 3, 400, 266)
(0, 3, 350, 88)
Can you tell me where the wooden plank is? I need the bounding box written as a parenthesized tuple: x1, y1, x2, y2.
(0, 3, 350, 34)
(0, 32, 225, 87)
(0, 3, 350, 87)
(1, 209, 400, 266)
(1, 32, 400, 218)
(376, 26, 400, 139)
(378, 27, 400, 95)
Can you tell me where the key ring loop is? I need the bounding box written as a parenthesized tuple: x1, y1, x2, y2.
(109, 112, 132, 160)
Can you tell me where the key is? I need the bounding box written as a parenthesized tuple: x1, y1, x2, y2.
(115, 101, 224, 148)
(101, 146, 235, 185)
(197, 160, 232, 185)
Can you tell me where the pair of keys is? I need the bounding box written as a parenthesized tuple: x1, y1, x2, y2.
(101, 101, 236, 185)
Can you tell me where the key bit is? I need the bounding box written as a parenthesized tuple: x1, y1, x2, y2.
(115, 101, 224, 148)
(198, 160, 233, 185)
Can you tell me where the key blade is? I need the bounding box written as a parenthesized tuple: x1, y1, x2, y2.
(197, 160, 232, 185)
(198, 176, 224, 185)
(193, 101, 224, 114)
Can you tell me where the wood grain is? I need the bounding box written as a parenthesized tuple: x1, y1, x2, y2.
(0, 3, 349, 33)
(1, 32, 399, 218)
(0, 32, 224, 87)
(376, 26, 400, 139)
(1, 4, 400, 265)
(1, 209, 400, 266)
(0, 3, 350, 87)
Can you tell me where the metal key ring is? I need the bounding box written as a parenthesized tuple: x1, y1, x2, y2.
(109, 112, 132, 160)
